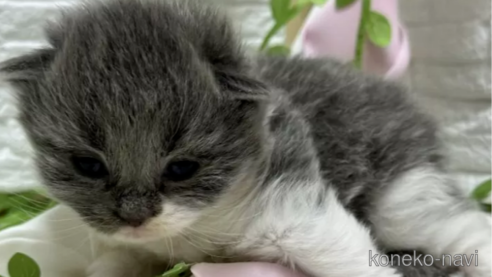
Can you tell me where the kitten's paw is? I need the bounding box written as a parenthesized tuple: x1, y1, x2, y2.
(465, 246, 491, 277)
(470, 260, 491, 277)
(86, 251, 145, 277)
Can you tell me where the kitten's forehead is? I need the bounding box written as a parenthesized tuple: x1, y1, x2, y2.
(35, 1, 228, 148)
(46, 0, 219, 106)
(14, 0, 263, 160)
(53, 16, 193, 80)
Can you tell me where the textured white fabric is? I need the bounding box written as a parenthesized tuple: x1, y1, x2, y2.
(0, 206, 91, 277)
(0, 0, 76, 191)
(399, 0, 491, 194)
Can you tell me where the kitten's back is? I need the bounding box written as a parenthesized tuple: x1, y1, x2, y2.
(256, 56, 440, 220)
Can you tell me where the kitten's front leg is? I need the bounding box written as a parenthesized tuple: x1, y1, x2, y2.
(233, 184, 401, 277)
(87, 247, 165, 277)
(370, 167, 491, 277)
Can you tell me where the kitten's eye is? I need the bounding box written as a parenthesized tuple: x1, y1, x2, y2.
(72, 157, 108, 179)
(164, 160, 199, 182)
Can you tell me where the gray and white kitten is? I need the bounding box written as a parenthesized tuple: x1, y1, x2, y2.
(1, 1, 490, 277)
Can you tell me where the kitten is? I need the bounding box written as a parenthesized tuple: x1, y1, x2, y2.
(1, 0, 490, 277)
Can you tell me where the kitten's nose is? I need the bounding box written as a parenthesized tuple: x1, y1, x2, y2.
(118, 212, 148, 227)
(116, 195, 158, 227)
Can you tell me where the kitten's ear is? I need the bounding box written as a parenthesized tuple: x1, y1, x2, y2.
(0, 48, 56, 86)
(195, 12, 269, 102)
(216, 70, 270, 102)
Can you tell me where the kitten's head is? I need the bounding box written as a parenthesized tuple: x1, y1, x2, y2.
(1, 0, 269, 242)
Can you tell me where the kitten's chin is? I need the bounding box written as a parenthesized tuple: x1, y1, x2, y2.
(112, 226, 169, 244)
(110, 203, 201, 244)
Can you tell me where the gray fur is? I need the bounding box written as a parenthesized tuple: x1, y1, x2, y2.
(1, 0, 450, 275)
(2, 0, 268, 233)
(256, 56, 441, 223)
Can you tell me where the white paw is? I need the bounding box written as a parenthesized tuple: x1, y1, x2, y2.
(465, 246, 491, 277)
(469, 261, 491, 277)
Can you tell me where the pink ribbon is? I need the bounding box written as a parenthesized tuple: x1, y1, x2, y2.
(191, 262, 306, 277)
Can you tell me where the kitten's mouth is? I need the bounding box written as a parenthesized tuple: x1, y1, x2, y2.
(120, 226, 149, 238)
(114, 225, 164, 243)
(111, 215, 177, 243)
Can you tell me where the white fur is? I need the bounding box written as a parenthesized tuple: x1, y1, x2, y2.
(87, 166, 491, 277)
(112, 202, 201, 242)
(371, 166, 492, 277)
(227, 177, 401, 277)
(88, 174, 401, 277)
(87, 251, 145, 277)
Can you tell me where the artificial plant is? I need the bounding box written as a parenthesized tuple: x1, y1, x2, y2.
(260, 0, 392, 69)
(0, 191, 55, 232)
(0, 253, 192, 277)
(1, 253, 40, 277)
(159, 262, 192, 277)
(260, 0, 327, 54)
(472, 179, 492, 212)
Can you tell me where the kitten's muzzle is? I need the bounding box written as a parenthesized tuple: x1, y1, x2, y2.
(116, 210, 151, 227)
(115, 194, 161, 227)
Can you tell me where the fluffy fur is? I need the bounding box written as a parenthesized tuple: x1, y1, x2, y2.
(1, 0, 490, 277)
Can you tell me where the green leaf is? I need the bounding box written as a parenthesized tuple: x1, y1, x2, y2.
(267, 45, 291, 56)
(160, 262, 192, 277)
(8, 253, 41, 277)
(365, 11, 392, 47)
(262, 0, 306, 50)
(311, 0, 329, 5)
(481, 203, 492, 213)
(270, 0, 302, 24)
(259, 23, 283, 50)
(336, 0, 357, 9)
(0, 194, 10, 212)
(296, 0, 329, 6)
(270, 0, 291, 23)
(472, 179, 492, 201)
(0, 191, 56, 231)
(0, 210, 29, 231)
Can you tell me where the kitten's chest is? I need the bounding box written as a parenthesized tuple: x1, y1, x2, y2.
(141, 235, 236, 264)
